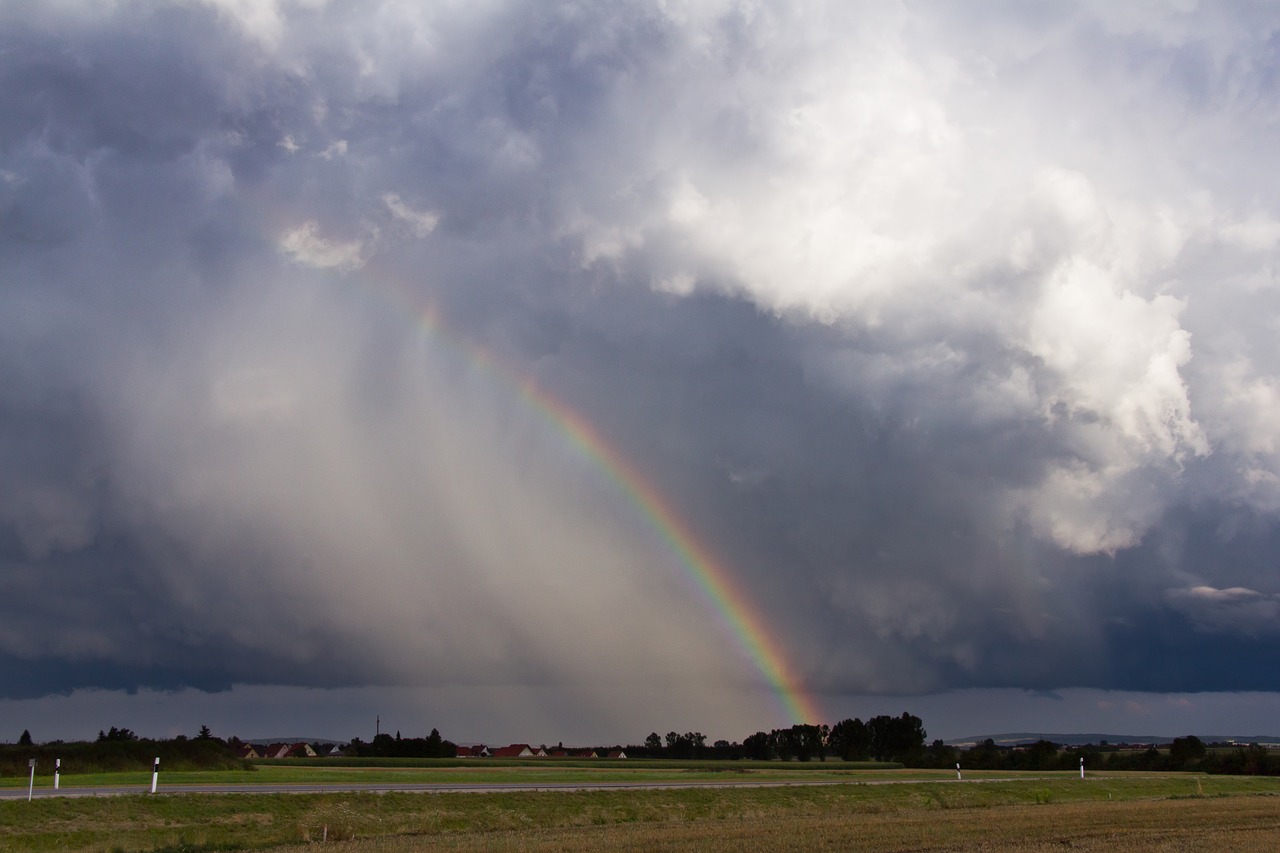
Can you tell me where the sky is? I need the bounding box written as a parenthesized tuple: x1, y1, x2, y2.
(3, 0, 1280, 747)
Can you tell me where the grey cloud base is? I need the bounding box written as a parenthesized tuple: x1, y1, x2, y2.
(2, 0, 1280, 738)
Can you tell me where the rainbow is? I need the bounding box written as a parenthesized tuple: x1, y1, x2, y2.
(360, 272, 823, 726)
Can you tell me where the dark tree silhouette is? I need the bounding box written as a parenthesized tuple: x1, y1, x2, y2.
(1169, 735, 1206, 769)
(827, 718, 871, 761)
(743, 731, 772, 760)
(867, 712, 926, 761)
(97, 727, 138, 742)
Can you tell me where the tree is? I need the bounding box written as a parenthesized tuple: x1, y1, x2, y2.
(1168, 736, 1206, 769)
(1023, 740, 1059, 771)
(743, 731, 772, 760)
(828, 718, 871, 761)
(783, 724, 824, 761)
(197, 725, 213, 740)
(424, 728, 443, 755)
(867, 713, 926, 762)
(18, 729, 32, 746)
(924, 738, 958, 768)
(370, 733, 396, 756)
(97, 726, 138, 742)
(770, 728, 793, 760)
(1242, 744, 1272, 775)
(967, 738, 1002, 769)
(662, 732, 705, 759)
(644, 733, 662, 754)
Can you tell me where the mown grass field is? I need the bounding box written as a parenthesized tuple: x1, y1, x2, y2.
(2, 767, 1279, 851)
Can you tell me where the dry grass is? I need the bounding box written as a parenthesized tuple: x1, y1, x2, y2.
(269, 795, 1280, 852)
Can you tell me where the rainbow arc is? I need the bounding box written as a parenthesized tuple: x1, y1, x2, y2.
(356, 268, 822, 726)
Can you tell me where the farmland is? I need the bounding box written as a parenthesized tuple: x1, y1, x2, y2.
(2, 764, 1279, 851)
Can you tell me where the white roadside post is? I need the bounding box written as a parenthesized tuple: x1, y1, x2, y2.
(956, 762, 962, 780)
(1080, 756, 1085, 779)
(54, 758, 60, 790)
(151, 757, 160, 794)
(27, 759, 36, 801)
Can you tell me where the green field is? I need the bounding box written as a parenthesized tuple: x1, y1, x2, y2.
(2, 759, 910, 790)
(3, 765, 1280, 851)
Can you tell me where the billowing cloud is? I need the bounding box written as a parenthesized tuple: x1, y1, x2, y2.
(279, 220, 368, 270)
(3, 0, 1280, 740)
(1166, 585, 1280, 637)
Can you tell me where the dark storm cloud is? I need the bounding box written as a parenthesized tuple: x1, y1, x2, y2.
(3, 0, 1280, 740)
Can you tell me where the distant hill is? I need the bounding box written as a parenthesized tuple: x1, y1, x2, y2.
(948, 732, 1280, 747)
(242, 736, 343, 746)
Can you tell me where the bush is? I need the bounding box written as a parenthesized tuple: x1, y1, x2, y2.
(0, 737, 249, 777)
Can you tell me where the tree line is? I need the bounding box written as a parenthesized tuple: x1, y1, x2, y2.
(631, 713, 928, 762)
(0, 726, 245, 777)
(904, 735, 1280, 776)
(0, 724, 460, 774)
(11, 722, 1280, 776)
(345, 729, 457, 758)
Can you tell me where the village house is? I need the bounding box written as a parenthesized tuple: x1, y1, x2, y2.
(490, 744, 547, 758)
(255, 742, 319, 758)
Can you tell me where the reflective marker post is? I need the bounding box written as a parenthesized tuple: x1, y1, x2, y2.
(1080, 756, 1084, 779)
(150, 757, 159, 794)
(54, 758, 60, 790)
(28, 759, 36, 802)
(955, 762, 962, 780)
